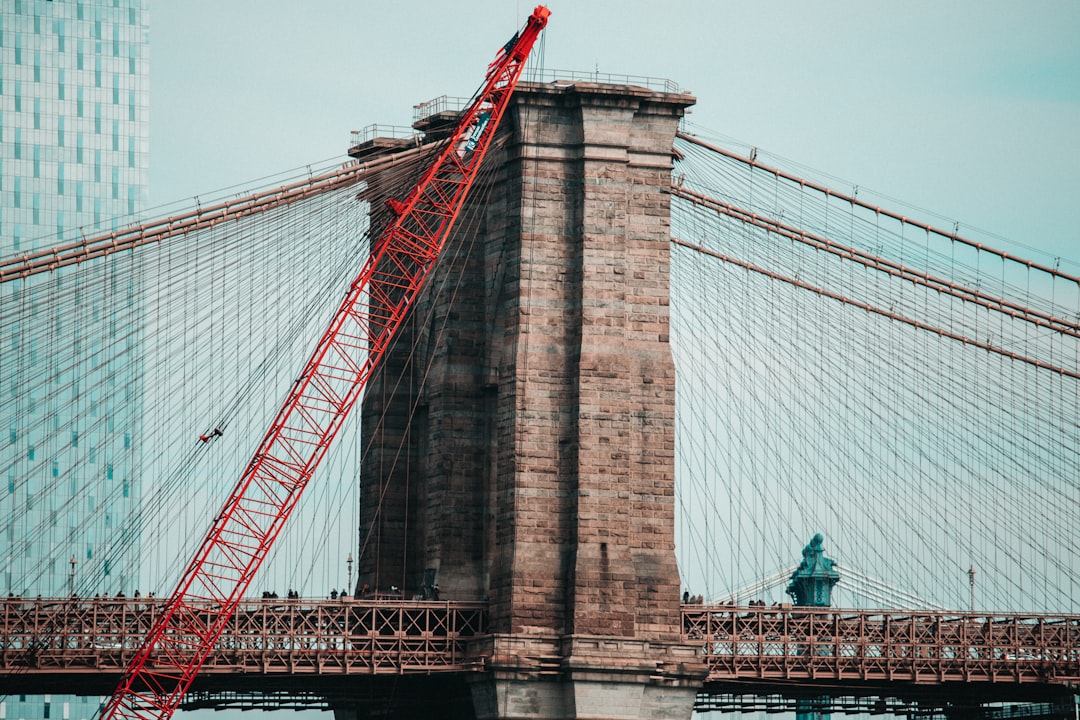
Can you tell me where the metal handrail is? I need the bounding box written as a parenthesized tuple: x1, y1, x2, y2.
(348, 124, 418, 148)
(412, 69, 685, 124)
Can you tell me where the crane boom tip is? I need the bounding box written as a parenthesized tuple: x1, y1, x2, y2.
(532, 5, 551, 26)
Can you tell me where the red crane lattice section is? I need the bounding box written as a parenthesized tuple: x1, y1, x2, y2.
(99, 7, 550, 720)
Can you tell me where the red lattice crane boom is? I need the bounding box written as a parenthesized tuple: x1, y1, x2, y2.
(100, 7, 550, 720)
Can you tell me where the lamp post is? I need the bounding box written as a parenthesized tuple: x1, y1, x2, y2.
(347, 553, 353, 598)
(68, 555, 77, 596)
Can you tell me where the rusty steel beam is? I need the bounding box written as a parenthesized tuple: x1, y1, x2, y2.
(670, 184, 1080, 339)
(0, 144, 434, 285)
(3, 599, 1078, 702)
(683, 606, 1080, 688)
(675, 131, 1080, 287)
(671, 236, 1080, 381)
(0, 596, 485, 682)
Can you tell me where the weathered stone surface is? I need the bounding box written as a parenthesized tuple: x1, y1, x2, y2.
(357, 81, 705, 718)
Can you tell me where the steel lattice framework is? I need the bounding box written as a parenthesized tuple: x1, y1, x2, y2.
(4, 601, 1077, 701)
(0, 597, 483, 691)
(684, 606, 1080, 687)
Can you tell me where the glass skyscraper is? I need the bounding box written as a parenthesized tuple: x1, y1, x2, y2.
(0, 1, 149, 718)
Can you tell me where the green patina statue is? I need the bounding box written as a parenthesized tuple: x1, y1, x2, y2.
(786, 533, 840, 607)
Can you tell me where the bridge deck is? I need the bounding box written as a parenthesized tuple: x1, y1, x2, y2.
(1, 599, 1077, 701)
(685, 606, 1080, 687)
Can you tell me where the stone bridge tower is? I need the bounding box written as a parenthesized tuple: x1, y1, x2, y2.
(357, 80, 704, 720)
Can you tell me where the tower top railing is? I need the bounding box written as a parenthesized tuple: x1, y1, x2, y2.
(412, 69, 683, 123)
(348, 124, 418, 148)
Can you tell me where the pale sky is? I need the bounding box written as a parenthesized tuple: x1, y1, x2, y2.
(150, 1, 1079, 266)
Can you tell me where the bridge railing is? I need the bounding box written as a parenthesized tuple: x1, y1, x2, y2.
(0, 596, 486, 675)
(5, 599, 1079, 688)
(684, 606, 1080, 686)
(348, 124, 418, 148)
(411, 70, 684, 124)
(526, 68, 683, 94)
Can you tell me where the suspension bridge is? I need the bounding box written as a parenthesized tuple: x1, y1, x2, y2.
(1, 74, 1077, 719)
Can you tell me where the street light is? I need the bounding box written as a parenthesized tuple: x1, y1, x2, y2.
(346, 553, 354, 598)
(69, 555, 77, 596)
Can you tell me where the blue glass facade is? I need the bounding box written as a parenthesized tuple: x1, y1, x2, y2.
(0, 1, 149, 717)
(0, 0, 149, 253)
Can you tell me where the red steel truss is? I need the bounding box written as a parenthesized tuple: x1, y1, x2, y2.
(0, 597, 483, 691)
(684, 606, 1080, 687)
(3, 600, 1077, 706)
(99, 7, 550, 720)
